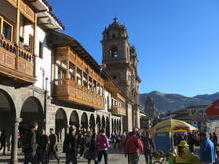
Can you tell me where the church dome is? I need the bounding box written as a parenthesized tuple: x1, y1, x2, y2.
(102, 17, 128, 40)
(108, 17, 126, 30)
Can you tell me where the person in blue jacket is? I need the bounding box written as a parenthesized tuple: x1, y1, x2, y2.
(199, 132, 216, 164)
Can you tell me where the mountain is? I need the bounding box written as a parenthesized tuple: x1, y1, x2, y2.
(194, 92, 219, 102)
(139, 91, 219, 113)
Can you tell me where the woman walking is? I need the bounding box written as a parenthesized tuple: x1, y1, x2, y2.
(95, 129, 110, 164)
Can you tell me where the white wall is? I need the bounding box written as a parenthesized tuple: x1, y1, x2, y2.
(34, 27, 52, 95)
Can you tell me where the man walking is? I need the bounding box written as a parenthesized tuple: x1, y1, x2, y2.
(125, 131, 143, 164)
(23, 122, 38, 164)
(199, 132, 216, 164)
(63, 127, 77, 164)
(0, 130, 7, 155)
(141, 131, 154, 164)
(37, 129, 49, 164)
(48, 128, 60, 164)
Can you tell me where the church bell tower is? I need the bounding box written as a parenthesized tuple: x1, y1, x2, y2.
(101, 18, 141, 130)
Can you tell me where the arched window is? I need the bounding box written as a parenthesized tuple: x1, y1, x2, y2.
(110, 46, 118, 58)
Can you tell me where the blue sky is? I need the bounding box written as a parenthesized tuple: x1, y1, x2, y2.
(48, 0, 219, 97)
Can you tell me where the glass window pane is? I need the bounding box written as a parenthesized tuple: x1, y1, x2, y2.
(3, 21, 12, 41)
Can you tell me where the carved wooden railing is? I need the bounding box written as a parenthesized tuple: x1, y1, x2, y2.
(54, 79, 104, 109)
(0, 35, 34, 77)
(110, 104, 126, 116)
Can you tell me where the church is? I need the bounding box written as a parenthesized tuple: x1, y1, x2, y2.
(101, 17, 141, 131)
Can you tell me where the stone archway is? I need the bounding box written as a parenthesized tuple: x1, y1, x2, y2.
(20, 96, 44, 129)
(0, 89, 16, 148)
(55, 108, 68, 142)
(119, 120, 122, 132)
(81, 112, 88, 132)
(96, 115, 101, 134)
(114, 119, 117, 133)
(70, 111, 80, 131)
(102, 116, 106, 132)
(117, 120, 119, 132)
(89, 114, 95, 133)
(106, 117, 110, 137)
(111, 119, 114, 134)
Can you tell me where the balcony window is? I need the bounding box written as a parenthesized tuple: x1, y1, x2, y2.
(83, 73, 88, 88)
(3, 20, 13, 41)
(77, 68, 82, 85)
(88, 77, 93, 90)
(29, 34, 33, 52)
(69, 63, 75, 81)
(39, 42, 43, 59)
(58, 67, 65, 79)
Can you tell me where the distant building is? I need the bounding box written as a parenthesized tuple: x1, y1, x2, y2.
(170, 105, 208, 130)
(144, 97, 159, 118)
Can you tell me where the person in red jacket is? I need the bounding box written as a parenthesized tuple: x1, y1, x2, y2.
(125, 131, 143, 164)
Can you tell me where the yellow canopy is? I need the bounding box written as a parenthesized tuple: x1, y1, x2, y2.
(150, 119, 198, 133)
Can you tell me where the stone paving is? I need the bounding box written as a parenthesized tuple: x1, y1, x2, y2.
(0, 149, 146, 164)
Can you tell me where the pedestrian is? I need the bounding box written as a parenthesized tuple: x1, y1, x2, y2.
(212, 133, 218, 151)
(63, 127, 77, 164)
(79, 133, 86, 158)
(95, 129, 110, 164)
(37, 129, 49, 164)
(23, 122, 38, 164)
(0, 130, 6, 155)
(124, 131, 143, 164)
(175, 140, 200, 164)
(110, 132, 116, 149)
(199, 132, 216, 164)
(187, 133, 195, 152)
(141, 131, 154, 164)
(48, 128, 60, 164)
(120, 132, 127, 149)
(84, 133, 96, 164)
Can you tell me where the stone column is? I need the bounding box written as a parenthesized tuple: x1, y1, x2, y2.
(109, 114, 112, 137)
(10, 118, 21, 164)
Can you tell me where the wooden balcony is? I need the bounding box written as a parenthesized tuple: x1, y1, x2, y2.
(6, 0, 35, 22)
(6, 0, 17, 7)
(20, 0, 35, 22)
(0, 35, 35, 84)
(54, 79, 104, 110)
(110, 105, 126, 116)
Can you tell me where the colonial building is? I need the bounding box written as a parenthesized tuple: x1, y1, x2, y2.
(0, 0, 63, 163)
(101, 18, 141, 131)
(47, 30, 124, 141)
(0, 1, 139, 163)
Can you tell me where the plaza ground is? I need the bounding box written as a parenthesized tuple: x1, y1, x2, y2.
(0, 150, 146, 164)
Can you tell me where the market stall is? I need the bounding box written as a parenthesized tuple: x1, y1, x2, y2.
(150, 119, 198, 152)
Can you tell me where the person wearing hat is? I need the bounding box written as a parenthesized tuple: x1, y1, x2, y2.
(176, 140, 200, 164)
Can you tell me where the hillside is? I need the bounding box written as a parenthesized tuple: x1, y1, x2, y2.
(139, 91, 219, 112)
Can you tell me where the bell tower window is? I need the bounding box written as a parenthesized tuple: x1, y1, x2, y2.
(110, 46, 118, 58)
(112, 34, 116, 39)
